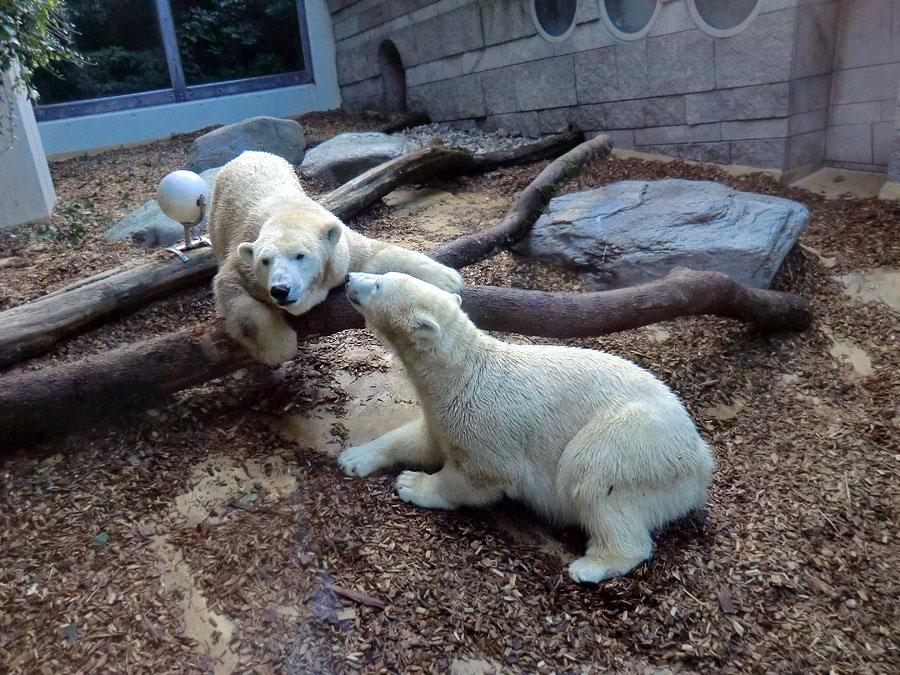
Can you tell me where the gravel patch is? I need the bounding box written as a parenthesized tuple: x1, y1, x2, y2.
(393, 123, 536, 155)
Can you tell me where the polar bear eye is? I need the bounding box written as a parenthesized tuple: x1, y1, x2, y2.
(295, 253, 305, 261)
(261, 258, 270, 266)
(375, 279, 382, 290)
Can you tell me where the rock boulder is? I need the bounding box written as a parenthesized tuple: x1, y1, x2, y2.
(185, 116, 306, 173)
(514, 179, 810, 289)
(300, 132, 416, 184)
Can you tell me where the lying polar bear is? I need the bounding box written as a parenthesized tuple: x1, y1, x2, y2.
(339, 272, 714, 583)
(206, 151, 463, 364)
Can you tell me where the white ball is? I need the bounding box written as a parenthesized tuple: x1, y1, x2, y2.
(157, 170, 209, 223)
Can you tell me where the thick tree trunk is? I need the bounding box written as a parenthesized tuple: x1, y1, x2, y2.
(0, 270, 809, 447)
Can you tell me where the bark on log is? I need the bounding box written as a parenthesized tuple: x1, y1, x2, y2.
(430, 133, 613, 269)
(0, 269, 810, 448)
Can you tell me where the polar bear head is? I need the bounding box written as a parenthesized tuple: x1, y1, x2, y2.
(237, 217, 343, 315)
(346, 272, 464, 353)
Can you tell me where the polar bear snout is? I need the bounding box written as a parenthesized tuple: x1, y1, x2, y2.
(269, 284, 291, 303)
(261, 254, 313, 308)
(346, 272, 379, 309)
(267, 267, 299, 306)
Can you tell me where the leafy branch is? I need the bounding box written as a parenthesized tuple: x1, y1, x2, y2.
(0, 0, 84, 148)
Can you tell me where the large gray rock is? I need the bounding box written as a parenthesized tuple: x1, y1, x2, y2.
(300, 132, 416, 184)
(105, 167, 222, 248)
(514, 179, 810, 289)
(185, 116, 305, 173)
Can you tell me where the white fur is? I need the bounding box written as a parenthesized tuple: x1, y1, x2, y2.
(206, 151, 463, 365)
(339, 272, 715, 583)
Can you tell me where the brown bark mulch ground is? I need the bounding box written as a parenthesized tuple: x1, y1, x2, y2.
(1, 111, 898, 674)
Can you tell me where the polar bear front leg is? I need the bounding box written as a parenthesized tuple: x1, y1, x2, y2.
(396, 462, 504, 510)
(339, 417, 442, 477)
(219, 285, 298, 365)
(363, 246, 464, 293)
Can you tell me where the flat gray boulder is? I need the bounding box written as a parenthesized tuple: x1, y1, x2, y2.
(185, 116, 306, 173)
(301, 132, 416, 184)
(514, 179, 809, 289)
(105, 167, 222, 248)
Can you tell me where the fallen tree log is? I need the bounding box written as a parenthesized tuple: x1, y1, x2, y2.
(0, 269, 810, 447)
(431, 133, 613, 269)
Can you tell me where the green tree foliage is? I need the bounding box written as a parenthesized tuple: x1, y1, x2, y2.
(173, 0, 303, 85)
(30, 0, 170, 104)
(0, 0, 83, 100)
(28, 0, 305, 105)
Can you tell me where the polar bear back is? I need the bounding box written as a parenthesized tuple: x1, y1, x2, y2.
(423, 339, 705, 480)
(207, 151, 319, 263)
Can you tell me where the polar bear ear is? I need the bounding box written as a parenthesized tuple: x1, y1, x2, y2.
(321, 222, 342, 245)
(452, 294, 462, 307)
(237, 242, 254, 265)
(411, 313, 441, 347)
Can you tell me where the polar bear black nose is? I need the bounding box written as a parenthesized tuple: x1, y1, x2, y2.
(269, 284, 290, 301)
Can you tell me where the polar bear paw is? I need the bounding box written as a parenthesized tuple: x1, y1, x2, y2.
(251, 328, 298, 366)
(338, 444, 386, 477)
(396, 471, 453, 509)
(425, 266, 464, 294)
(568, 557, 614, 584)
(568, 552, 647, 584)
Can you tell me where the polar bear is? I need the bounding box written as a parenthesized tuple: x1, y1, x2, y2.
(206, 151, 463, 364)
(338, 272, 714, 583)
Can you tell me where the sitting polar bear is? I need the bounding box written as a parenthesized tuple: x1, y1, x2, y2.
(339, 272, 715, 584)
(206, 151, 463, 364)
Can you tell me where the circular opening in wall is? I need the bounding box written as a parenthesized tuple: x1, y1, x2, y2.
(688, 0, 761, 38)
(379, 40, 407, 114)
(530, 0, 578, 43)
(599, 0, 661, 41)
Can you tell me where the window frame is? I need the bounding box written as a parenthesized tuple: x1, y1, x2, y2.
(598, 0, 662, 42)
(530, 0, 578, 43)
(687, 0, 762, 38)
(34, 0, 314, 122)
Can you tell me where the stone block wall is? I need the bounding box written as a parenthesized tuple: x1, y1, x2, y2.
(329, 0, 900, 176)
(825, 0, 900, 174)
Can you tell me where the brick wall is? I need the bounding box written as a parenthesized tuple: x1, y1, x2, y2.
(329, 0, 899, 176)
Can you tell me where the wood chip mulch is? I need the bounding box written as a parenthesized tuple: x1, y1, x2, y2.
(1, 114, 898, 673)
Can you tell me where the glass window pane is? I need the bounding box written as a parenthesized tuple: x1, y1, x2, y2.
(171, 0, 306, 86)
(533, 0, 577, 38)
(604, 0, 657, 34)
(32, 0, 170, 105)
(693, 0, 758, 30)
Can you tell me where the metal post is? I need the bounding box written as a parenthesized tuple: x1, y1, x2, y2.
(155, 0, 188, 101)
